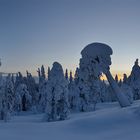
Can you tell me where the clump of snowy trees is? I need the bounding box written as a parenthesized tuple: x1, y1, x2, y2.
(1, 43, 140, 122)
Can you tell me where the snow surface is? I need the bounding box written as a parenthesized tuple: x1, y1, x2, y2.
(1, 101, 140, 140)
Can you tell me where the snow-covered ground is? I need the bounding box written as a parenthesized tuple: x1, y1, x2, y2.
(1, 101, 140, 140)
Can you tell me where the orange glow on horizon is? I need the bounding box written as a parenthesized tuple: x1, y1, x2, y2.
(100, 70, 131, 81)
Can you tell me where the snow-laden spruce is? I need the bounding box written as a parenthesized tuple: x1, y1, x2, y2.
(37, 66, 47, 112)
(0, 76, 7, 121)
(75, 67, 91, 111)
(15, 84, 32, 111)
(81, 42, 131, 107)
(127, 59, 140, 100)
(25, 71, 38, 107)
(68, 71, 79, 112)
(0, 74, 14, 121)
(44, 62, 69, 121)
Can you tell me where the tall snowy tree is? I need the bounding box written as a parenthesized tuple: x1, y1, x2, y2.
(44, 62, 69, 121)
(41, 65, 46, 81)
(65, 69, 69, 81)
(123, 74, 128, 84)
(47, 67, 51, 80)
(75, 47, 104, 111)
(0, 76, 7, 121)
(14, 72, 24, 90)
(37, 68, 41, 83)
(128, 59, 140, 100)
(0, 74, 15, 121)
(69, 71, 73, 83)
(15, 84, 32, 111)
(38, 80, 47, 112)
(25, 71, 38, 107)
(115, 74, 119, 83)
(74, 67, 80, 85)
(37, 66, 47, 112)
(5, 74, 15, 111)
(68, 71, 79, 111)
(80, 42, 131, 107)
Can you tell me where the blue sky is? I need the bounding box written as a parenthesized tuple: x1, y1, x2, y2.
(0, 0, 140, 77)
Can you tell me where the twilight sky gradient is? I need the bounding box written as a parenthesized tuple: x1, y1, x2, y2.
(0, 0, 140, 77)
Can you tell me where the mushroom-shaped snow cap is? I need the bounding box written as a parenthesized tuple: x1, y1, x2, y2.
(81, 42, 113, 58)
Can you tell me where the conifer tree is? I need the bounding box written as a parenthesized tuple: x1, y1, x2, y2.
(45, 62, 69, 121)
(41, 65, 46, 81)
(48, 67, 51, 80)
(0, 74, 14, 121)
(15, 84, 32, 111)
(115, 74, 118, 83)
(65, 69, 68, 81)
(68, 71, 79, 111)
(37, 66, 47, 112)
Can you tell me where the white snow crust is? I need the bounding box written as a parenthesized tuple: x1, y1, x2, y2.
(1, 101, 140, 140)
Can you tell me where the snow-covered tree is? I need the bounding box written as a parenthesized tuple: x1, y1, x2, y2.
(0, 74, 15, 121)
(73, 67, 89, 112)
(65, 69, 68, 81)
(123, 74, 128, 84)
(69, 71, 73, 83)
(127, 59, 140, 100)
(14, 90, 22, 112)
(11, 74, 15, 85)
(44, 62, 69, 121)
(74, 67, 80, 85)
(37, 66, 47, 112)
(38, 80, 47, 112)
(47, 67, 51, 80)
(75, 44, 107, 111)
(81, 42, 131, 107)
(25, 71, 38, 106)
(14, 72, 24, 90)
(67, 71, 79, 111)
(5, 75, 15, 112)
(0, 77, 7, 121)
(115, 74, 119, 83)
(41, 65, 46, 81)
(37, 68, 41, 83)
(15, 84, 32, 111)
(90, 79, 101, 111)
